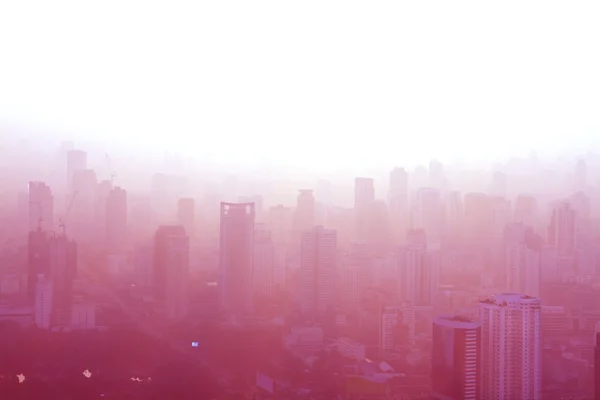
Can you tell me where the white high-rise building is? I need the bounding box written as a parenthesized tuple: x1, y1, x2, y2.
(299, 226, 337, 316)
(480, 293, 541, 400)
(34, 275, 53, 329)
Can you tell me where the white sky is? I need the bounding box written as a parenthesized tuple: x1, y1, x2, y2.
(1, 1, 599, 171)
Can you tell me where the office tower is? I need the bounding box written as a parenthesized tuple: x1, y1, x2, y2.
(27, 230, 49, 301)
(94, 180, 113, 243)
(444, 191, 463, 241)
(480, 293, 541, 400)
(429, 159, 446, 191)
(153, 225, 190, 319)
(268, 204, 293, 246)
(431, 315, 481, 400)
(239, 195, 263, 219)
(341, 253, 360, 310)
(463, 192, 493, 242)
(28, 181, 54, 232)
(490, 196, 511, 241)
(253, 224, 275, 297)
(177, 198, 195, 238)
(354, 177, 375, 241)
(34, 275, 53, 329)
(348, 242, 373, 298)
(48, 234, 77, 313)
(106, 186, 128, 254)
(380, 304, 415, 356)
(389, 167, 409, 243)
(219, 202, 255, 315)
(66, 149, 87, 190)
(397, 237, 440, 306)
(548, 200, 576, 256)
(411, 187, 444, 248)
(299, 226, 337, 317)
(70, 169, 97, 244)
(513, 194, 537, 228)
(315, 179, 333, 205)
(292, 190, 315, 247)
(504, 224, 542, 297)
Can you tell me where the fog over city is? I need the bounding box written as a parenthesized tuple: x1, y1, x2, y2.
(1, 1, 600, 400)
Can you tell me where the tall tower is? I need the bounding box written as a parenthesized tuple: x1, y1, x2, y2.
(66, 149, 87, 191)
(480, 293, 541, 400)
(219, 202, 255, 316)
(431, 315, 481, 400)
(389, 167, 409, 243)
(504, 223, 541, 297)
(153, 225, 190, 319)
(253, 224, 275, 297)
(547, 200, 576, 256)
(177, 198, 196, 238)
(412, 187, 444, 248)
(28, 181, 54, 232)
(106, 186, 128, 254)
(299, 226, 337, 317)
(354, 177, 375, 241)
(34, 275, 53, 330)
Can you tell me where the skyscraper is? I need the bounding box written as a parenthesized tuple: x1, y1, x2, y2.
(253, 224, 275, 297)
(504, 223, 541, 297)
(431, 315, 481, 400)
(153, 225, 190, 319)
(34, 274, 53, 330)
(480, 293, 541, 400)
(106, 186, 128, 254)
(177, 197, 196, 238)
(411, 187, 444, 248)
(28, 181, 54, 232)
(547, 200, 576, 257)
(354, 177, 375, 241)
(66, 149, 87, 191)
(299, 226, 337, 317)
(389, 167, 409, 243)
(219, 202, 255, 315)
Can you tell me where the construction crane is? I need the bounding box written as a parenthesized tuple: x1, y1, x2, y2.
(58, 191, 78, 236)
(105, 153, 117, 185)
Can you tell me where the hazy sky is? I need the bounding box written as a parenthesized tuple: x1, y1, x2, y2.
(1, 1, 599, 170)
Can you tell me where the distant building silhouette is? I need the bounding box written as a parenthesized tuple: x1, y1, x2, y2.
(153, 225, 189, 319)
(28, 181, 54, 232)
(299, 226, 337, 317)
(106, 186, 128, 254)
(219, 202, 255, 316)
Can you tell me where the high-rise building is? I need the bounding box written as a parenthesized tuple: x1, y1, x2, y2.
(70, 169, 97, 244)
(48, 234, 77, 313)
(429, 159, 446, 191)
(106, 186, 128, 254)
(268, 204, 293, 246)
(480, 293, 541, 400)
(379, 303, 415, 356)
(177, 198, 195, 238)
(504, 224, 541, 297)
(299, 226, 337, 317)
(66, 149, 87, 191)
(354, 177, 375, 241)
(34, 275, 53, 329)
(411, 187, 444, 248)
(293, 190, 315, 237)
(548, 200, 576, 256)
(153, 225, 190, 319)
(28, 181, 54, 232)
(27, 230, 49, 301)
(513, 194, 537, 228)
(219, 202, 255, 315)
(253, 224, 275, 297)
(389, 167, 409, 243)
(397, 230, 439, 305)
(431, 315, 481, 400)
